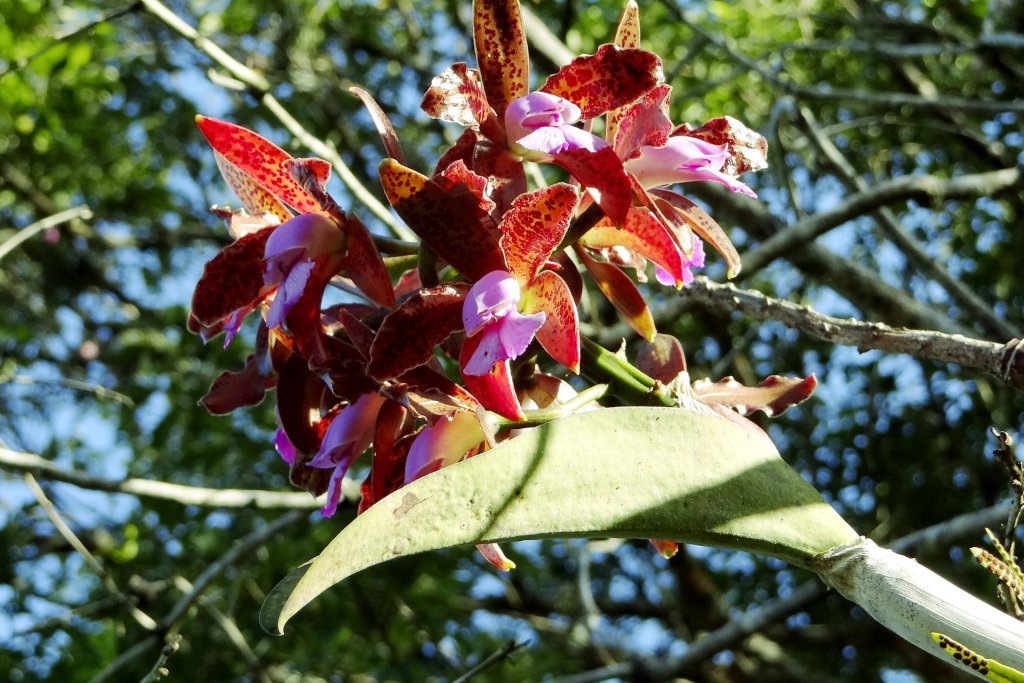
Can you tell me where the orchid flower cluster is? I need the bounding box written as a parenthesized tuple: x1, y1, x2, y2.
(188, 0, 814, 567)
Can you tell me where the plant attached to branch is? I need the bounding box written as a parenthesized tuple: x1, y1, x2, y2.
(185, 0, 1024, 678)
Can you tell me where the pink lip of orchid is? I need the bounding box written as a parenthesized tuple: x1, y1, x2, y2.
(307, 393, 387, 518)
(655, 237, 705, 287)
(624, 137, 757, 198)
(462, 270, 546, 376)
(504, 92, 609, 157)
(263, 213, 347, 329)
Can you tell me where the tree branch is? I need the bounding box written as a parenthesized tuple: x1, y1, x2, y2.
(741, 167, 1022, 278)
(682, 277, 1024, 390)
(137, 0, 415, 241)
(0, 205, 93, 263)
(1, 447, 323, 509)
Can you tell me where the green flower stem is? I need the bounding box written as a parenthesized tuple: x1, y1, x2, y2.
(494, 383, 610, 430)
(418, 242, 440, 288)
(580, 336, 675, 407)
(373, 235, 420, 256)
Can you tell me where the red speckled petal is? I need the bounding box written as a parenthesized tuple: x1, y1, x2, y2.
(200, 353, 276, 415)
(613, 84, 673, 161)
(433, 128, 479, 177)
(190, 227, 275, 327)
(213, 152, 292, 223)
(434, 159, 496, 216)
(420, 63, 502, 143)
(581, 207, 685, 285)
(350, 86, 407, 165)
(540, 44, 662, 120)
(378, 159, 506, 281)
(576, 246, 656, 341)
(196, 116, 320, 214)
(499, 183, 579, 284)
(459, 336, 524, 421)
(651, 189, 742, 278)
(522, 270, 580, 373)
(551, 146, 632, 226)
(674, 116, 768, 176)
(367, 284, 469, 380)
(693, 374, 818, 418)
(634, 333, 686, 383)
(614, 1, 641, 48)
(473, 0, 528, 118)
(472, 140, 527, 218)
(283, 157, 331, 198)
(340, 213, 396, 309)
(359, 400, 413, 513)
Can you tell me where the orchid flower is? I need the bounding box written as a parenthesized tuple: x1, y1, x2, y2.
(624, 136, 757, 198)
(263, 212, 348, 329)
(308, 393, 387, 517)
(504, 92, 609, 158)
(462, 270, 546, 376)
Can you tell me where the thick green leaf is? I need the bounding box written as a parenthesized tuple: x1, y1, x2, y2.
(262, 406, 857, 634)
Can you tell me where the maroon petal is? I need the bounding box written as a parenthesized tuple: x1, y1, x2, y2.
(379, 159, 506, 281)
(551, 146, 632, 226)
(635, 333, 686, 383)
(199, 353, 277, 415)
(367, 284, 469, 380)
(694, 374, 818, 417)
(541, 44, 662, 120)
(351, 86, 407, 165)
(340, 213, 396, 309)
(190, 227, 275, 329)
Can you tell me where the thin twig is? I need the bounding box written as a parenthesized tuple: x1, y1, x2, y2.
(138, 634, 181, 683)
(88, 510, 305, 683)
(0, 4, 140, 79)
(740, 167, 1022, 278)
(0, 206, 93, 263)
(137, 0, 415, 241)
(1, 447, 323, 509)
(681, 277, 1024, 390)
(451, 639, 527, 683)
(794, 105, 1015, 339)
(23, 473, 158, 631)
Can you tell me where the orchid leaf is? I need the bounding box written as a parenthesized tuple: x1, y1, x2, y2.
(196, 116, 322, 214)
(522, 270, 580, 373)
(541, 44, 662, 120)
(577, 247, 656, 341)
(260, 406, 858, 634)
(499, 184, 578, 285)
(378, 159, 506, 281)
(367, 284, 468, 381)
(473, 0, 528, 118)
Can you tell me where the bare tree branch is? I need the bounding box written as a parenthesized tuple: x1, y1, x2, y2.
(680, 277, 1024, 390)
(1, 447, 323, 509)
(741, 167, 1022, 278)
(0, 205, 93, 263)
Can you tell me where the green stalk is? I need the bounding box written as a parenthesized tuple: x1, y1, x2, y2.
(579, 336, 675, 407)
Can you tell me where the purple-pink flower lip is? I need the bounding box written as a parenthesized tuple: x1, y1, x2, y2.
(462, 270, 545, 376)
(505, 92, 609, 156)
(625, 137, 757, 197)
